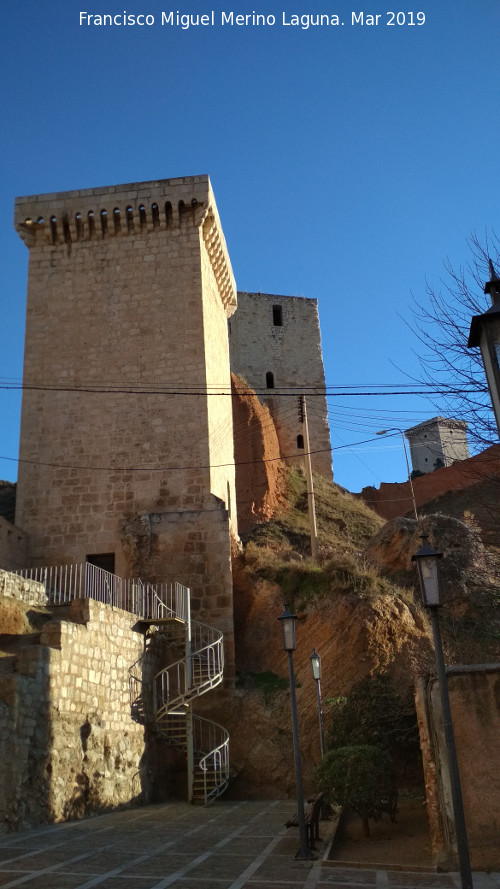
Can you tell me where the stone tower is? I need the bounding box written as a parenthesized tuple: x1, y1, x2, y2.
(404, 416, 470, 475)
(229, 292, 332, 479)
(14, 176, 237, 667)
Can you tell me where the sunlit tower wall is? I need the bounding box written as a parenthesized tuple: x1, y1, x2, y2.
(404, 417, 470, 475)
(229, 292, 333, 480)
(14, 176, 238, 665)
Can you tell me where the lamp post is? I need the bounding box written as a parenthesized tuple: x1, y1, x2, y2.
(310, 649, 325, 758)
(376, 428, 418, 520)
(278, 604, 314, 860)
(468, 258, 500, 437)
(412, 537, 473, 889)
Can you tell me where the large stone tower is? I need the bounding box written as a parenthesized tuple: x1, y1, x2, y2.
(14, 176, 237, 665)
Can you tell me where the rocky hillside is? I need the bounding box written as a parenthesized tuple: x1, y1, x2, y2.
(221, 470, 432, 797)
(222, 467, 500, 798)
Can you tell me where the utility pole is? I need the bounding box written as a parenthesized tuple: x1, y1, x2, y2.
(299, 395, 318, 561)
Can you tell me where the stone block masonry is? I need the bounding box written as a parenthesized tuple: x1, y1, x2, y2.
(0, 567, 46, 606)
(0, 598, 145, 830)
(14, 175, 237, 674)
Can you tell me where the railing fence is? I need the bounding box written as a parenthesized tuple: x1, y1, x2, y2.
(15, 564, 189, 623)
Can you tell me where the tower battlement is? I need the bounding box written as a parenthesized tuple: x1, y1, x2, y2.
(15, 175, 237, 314)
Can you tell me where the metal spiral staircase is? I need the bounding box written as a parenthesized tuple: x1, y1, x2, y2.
(129, 587, 229, 805)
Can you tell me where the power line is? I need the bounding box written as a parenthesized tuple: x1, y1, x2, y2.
(0, 435, 383, 474)
(0, 382, 482, 397)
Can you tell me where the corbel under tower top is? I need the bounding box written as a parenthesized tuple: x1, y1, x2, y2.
(15, 174, 237, 316)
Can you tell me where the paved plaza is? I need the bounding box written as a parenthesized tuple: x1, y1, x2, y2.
(0, 800, 498, 889)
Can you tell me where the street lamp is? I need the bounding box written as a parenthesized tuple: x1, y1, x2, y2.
(376, 428, 419, 520)
(412, 536, 473, 889)
(310, 649, 325, 758)
(468, 258, 500, 437)
(278, 604, 314, 860)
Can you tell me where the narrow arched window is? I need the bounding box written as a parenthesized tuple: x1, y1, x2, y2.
(165, 201, 173, 227)
(113, 208, 121, 234)
(88, 211, 95, 238)
(297, 434, 304, 450)
(100, 209, 108, 236)
(126, 206, 134, 233)
(75, 213, 83, 240)
(49, 216, 57, 244)
(266, 371, 274, 389)
(151, 202, 160, 228)
(139, 205, 147, 228)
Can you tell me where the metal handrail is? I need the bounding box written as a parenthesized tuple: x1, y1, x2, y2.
(15, 564, 189, 624)
(154, 620, 224, 720)
(195, 714, 230, 803)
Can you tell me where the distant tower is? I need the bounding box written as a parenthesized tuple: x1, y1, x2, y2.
(404, 417, 469, 475)
(229, 292, 332, 479)
(14, 176, 237, 671)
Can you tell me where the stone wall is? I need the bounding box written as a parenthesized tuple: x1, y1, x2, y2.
(415, 666, 500, 870)
(229, 291, 332, 480)
(14, 176, 237, 673)
(359, 444, 500, 522)
(0, 518, 28, 572)
(0, 598, 145, 830)
(0, 568, 46, 606)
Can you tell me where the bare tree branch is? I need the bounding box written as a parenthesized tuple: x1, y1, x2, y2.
(403, 231, 499, 450)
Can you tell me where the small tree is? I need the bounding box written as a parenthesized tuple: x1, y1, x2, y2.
(315, 744, 397, 836)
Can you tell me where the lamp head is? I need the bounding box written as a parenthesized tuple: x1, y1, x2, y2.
(411, 534, 443, 607)
(278, 603, 297, 651)
(310, 649, 321, 680)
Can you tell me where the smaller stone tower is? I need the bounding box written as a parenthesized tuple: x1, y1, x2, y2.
(404, 417, 469, 475)
(229, 292, 332, 479)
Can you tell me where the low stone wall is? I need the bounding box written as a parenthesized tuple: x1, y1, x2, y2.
(0, 568, 47, 606)
(0, 599, 146, 830)
(415, 666, 500, 871)
(0, 518, 28, 572)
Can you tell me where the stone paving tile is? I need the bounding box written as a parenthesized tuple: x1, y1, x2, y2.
(1, 874, 89, 888)
(243, 882, 314, 888)
(0, 850, 29, 864)
(207, 838, 273, 856)
(57, 853, 140, 875)
(316, 868, 377, 885)
(272, 836, 310, 856)
(75, 879, 173, 889)
(316, 883, 377, 889)
(121, 853, 199, 877)
(156, 880, 234, 889)
(187, 854, 258, 880)
(250, 856, 315, 882)
(238, 825, 284, 837)
(387, 873, 456, 887)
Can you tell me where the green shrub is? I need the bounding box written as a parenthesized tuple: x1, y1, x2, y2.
(326, 672, 419, 769)
(315, 744, 397, 836)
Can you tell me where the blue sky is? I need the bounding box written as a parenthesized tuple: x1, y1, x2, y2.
(1, 0, 499, 494)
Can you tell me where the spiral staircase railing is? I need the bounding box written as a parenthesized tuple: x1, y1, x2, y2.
(129, 608, 229, 805)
